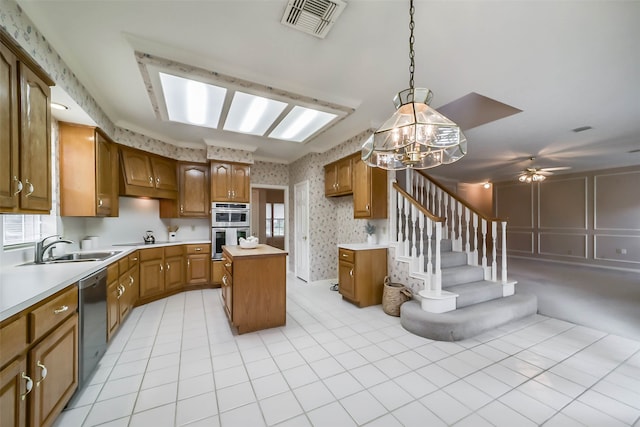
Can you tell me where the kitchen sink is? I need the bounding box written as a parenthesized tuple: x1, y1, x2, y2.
(22, 251, 122, 265)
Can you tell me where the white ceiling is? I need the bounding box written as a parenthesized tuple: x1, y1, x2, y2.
(16, 0, 640, 183)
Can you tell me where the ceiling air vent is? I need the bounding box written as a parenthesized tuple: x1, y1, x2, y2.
(281, 0, 347, 39)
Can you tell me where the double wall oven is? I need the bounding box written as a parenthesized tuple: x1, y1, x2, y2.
(212, 202, 250, 259)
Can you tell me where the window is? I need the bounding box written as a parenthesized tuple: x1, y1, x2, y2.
(265, 203, 285, 238)
(2, 214, 57, 247)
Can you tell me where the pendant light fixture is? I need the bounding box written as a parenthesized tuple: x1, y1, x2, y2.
(362, 0, 467, 170)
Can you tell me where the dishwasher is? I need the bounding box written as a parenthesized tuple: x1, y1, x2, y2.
(77, 268, 108, 389)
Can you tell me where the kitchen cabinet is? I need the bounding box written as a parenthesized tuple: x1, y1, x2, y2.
(106, 263, 120, 341)
(338, 247, 387, 307)
(352, 155, 387, 219)
(0, 31, 53, 214)
(160, 162, 210, 218)
(222, 245, 287, 334)
(324, 155, 353, 197)
(139, 246, 184, 302)
(186, 244, 210, 286)
(119, 146, 178, 199)
(59, 123, 119, 217)
(210, 161, 250, 202)
(211, 260, 223, 287)
(0, 285, 78, 427)
(164, 245, 185, 293)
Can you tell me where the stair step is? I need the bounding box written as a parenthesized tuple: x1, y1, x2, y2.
(400, 293, 538, 341)
(439, 251, 468, 268)
(445, 281, 504, 308)
(441, 265, 485, 286)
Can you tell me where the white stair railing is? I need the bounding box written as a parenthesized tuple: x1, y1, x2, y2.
(406, 170, 510, 284)
(391, 182, 445, 292)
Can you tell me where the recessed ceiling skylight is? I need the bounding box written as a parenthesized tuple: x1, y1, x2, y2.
(269, 106, 338, 142)
(159, 72, 226, 128)
(224, 92, 288, 135)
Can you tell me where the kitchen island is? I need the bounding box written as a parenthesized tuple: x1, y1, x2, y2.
(221, 244, 288, 334)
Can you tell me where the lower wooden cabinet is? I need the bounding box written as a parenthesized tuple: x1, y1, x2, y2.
(186, 244, 210, 286)
(338, 247, 387, 307)
(211, 260, 223, 286)
(0, 293, 78, 427)
(139, 248, 165, 300)
(164, 246, 185, 293)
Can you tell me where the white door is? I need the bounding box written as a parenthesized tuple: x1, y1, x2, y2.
(294, 180, 310, 282)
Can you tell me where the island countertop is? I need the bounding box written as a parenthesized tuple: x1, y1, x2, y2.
(222, 244, 288, 259)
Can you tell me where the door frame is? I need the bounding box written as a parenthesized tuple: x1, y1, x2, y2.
(249, 183, 289, 255)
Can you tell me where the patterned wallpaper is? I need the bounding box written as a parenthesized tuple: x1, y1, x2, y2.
(206, 146, 253, 164)
(252, 161, 289, 186)
(115, 128, 207, 162)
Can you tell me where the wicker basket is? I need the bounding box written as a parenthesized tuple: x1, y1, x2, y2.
(382, 276, 413, 317)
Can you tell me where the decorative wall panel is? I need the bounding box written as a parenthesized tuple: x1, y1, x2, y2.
(595, 171, 640, 230)
(507, 231, 534, 254)
(496, 184, 533, 227)
(539, 178, 587, 229)
(595, 235, 640, 264)
(539, 233, 587, 258)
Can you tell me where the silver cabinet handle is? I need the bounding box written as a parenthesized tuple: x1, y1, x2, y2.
(21, 373, 33, 400)
(187, 259, 190, 267)
(149, 176, 153, 184)
(98, 199, 103, 207)
(224, 262, 231, 268)
(342, 253, 348, 258)
(156, 177, 160, 184)
(25, 179, 34, 197)
(222, 275, 227, 286)
(166, 263, 170, 270)
(180, 204, 184, 214)
(366, 204, 370, 211)
(159, 264, 163, 272)
(132, 257, 138, 261)
(13, 177, 23, 195)
(129, 276, 134, 286)
(35, 361, 47, 387)
(195, 247, 202, 251)
(349, 269, 353, 277)
(53, 305, 68, 315)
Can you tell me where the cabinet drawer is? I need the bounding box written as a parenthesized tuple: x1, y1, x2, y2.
(338, 248, 355, 263)
(221, 255, 233, 276)
(164, 245, 184, 258)
(186, 244, 210, 254)
(0, 315, 28, 368)
(107, 262, 119, 283)
(118, 257, 129, 273)
(128, 251, 139, 267)
(140, 247, 164, 261)
(30, 285, 78, 343)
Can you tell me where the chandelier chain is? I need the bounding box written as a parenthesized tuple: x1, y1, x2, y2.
(408, 0, 415, 97)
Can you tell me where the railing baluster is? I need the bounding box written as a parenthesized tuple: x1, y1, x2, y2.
(411, 204, 418, 258)
(397, 190, 403, 244)
(472, 214, 479, 266)
(403, 197, 410, 256)
(442, 193, 449, 240)
(434, 222, 442, 293)
(418, 213, 425, 274)
(426, 215, 433, 286)
(464, 206, 470, 257)
(481, 219, 488, 272)
(501, 221, 507, 283)
(491, 221, 498, 281)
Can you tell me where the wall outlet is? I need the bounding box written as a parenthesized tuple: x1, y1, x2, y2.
(616, 248, 627, 255)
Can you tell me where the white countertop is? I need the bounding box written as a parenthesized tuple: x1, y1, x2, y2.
(0, 240, 210, 322)
(337, 243, 389, 251)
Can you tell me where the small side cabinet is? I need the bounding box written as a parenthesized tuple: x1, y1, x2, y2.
(338, 247, 387, 307)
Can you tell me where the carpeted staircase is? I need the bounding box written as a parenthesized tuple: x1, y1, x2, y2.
(396, 236, 538, 341)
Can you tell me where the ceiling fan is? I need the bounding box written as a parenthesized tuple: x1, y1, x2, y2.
(518, 157, 571, 183)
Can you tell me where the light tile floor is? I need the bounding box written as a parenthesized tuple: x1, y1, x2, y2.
(55, 275, 640, 426)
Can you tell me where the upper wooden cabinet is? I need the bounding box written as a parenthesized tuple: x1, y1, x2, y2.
(210, 161, 250, 203)
(352, 155, 387, 219)
(59, 123, 119, 217)
(324, 155, 353, 197)
(119, 146, 178, 199)
(0, 31, 53, 214)
(159, 162, 210, 218)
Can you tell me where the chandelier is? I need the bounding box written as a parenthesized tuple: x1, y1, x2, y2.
(362, 0, 467, 170)
(518, 170, 546, 183)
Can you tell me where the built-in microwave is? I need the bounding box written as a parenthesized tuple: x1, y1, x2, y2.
(211, 202, 250, 228)
(212, 227, 249, 259)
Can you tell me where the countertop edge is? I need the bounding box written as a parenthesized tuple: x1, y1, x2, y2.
(338, 243, 389, 251)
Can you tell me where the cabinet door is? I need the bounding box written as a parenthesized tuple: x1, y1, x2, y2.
(0, 357, 28, 427)
(0, 42, 18, 210)
(125, 265, 139, 309)
(352, 157, 372, 218)
(338, 260, 356, 301)
(18, 63, 51, 212)
(324, 164, 337, 196)
(211, 260, 223, 285)
(231, 164, 250, 202)
(211, 162, 232, 202)
(164, 255, 184, 292)
(336, 157, 352, 194)
(151, 156, 178, 191)
(121, 148, 154, 188)
(187, 254, 210, 285)
(118, 273, 131, 323)
(95, 132, 117, 216)
(221, 271, 232, 320)
(139, 259, 165, 299)
(180, 163, 209, 217)
(106, 279, 120, 341)
(29, 314, 78, 427)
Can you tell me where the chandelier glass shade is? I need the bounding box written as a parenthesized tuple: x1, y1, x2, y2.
(362, 0, 467, 170)
(518, 171, 546, 183)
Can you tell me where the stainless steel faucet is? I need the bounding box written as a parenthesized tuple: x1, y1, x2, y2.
(34, 235, 74, 264)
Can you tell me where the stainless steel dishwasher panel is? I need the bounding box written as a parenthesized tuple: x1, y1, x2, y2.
(78, 267, 108, 388)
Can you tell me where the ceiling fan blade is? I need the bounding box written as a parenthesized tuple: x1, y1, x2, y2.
(436, 92, 522, 131)
(539, 166, 572, 172)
